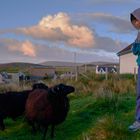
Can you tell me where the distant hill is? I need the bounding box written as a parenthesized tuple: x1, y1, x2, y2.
(0, 62, 43, 72)
(0, 62, 42, 68)
(40, 61, 119, 67)
(0, 61, 119, 73)
(87, 61, 119, 67)
(40, 61, 84, 67)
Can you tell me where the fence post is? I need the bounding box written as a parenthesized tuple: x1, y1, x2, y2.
(105, 67, 108, 80)
(75, 66, 78, 81)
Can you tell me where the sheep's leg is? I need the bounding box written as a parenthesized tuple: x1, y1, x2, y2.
(28, 120, 36, 134)
(50, 125, 55, 138)
(0, 117, 5, 131)
(31, 122, 37, 134)
(42, 126, 48, 140)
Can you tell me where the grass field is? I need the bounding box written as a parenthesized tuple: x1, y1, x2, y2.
(0, 73, 139, 140)
(0, 94, 137, 140)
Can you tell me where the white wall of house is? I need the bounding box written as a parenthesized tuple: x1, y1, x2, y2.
(0, 74, 4, 84)
(7, 73, 19, 83)
(119, 53, 138, 74)
(29, 67, 55, 78)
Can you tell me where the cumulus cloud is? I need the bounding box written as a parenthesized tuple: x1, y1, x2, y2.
(31, 43, 119, 63)
(76, 13, 134, 34)
(14, 12, 127, 52)
(0, 38, 119, 63)
(0, 12, 129, 61)
(92, 13, 133, 33)
(94, 35, 128, 52)
(6, 40, 36, 57)
(16, 12, 95, 48)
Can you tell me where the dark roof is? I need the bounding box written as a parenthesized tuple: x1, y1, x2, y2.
(97, 67, 106, 71)
(97, 66, 117, 72)
(117, 44, 132, 56)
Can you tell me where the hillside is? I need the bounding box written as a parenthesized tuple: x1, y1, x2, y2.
(40, 61, 84, 67)
(0, 94, 136, 140)
(87, 61, 119, 67)
(0, 73, 137, 140)
(40, 61, 119, 67)
(0, 62, 42, 72)
(0, 61, 119, 73)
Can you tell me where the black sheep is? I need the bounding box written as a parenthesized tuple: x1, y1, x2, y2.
(25, 83, 75, 140)
(0, 83, 48, 130)
(0, 90, 31, 130)
(32, 83, 48, 90)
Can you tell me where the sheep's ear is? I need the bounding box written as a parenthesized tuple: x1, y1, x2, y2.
(53, 85, 59, 92)
(56, 86, 60, 91)
(59, 83, 65, 87)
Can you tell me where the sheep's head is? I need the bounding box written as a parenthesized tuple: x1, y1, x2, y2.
(51, 83, 75, 96)
(32, 83, 48, 90)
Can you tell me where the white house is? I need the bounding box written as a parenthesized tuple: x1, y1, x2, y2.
(8, 73, 20, 83)
(28, 66, 55, 79)
(117, 44, 138, 74)
(96, 65, 117, 74)
(0, 72, 26, 84)
(0, 74, 5, 84)
(60, 72, 75, 79)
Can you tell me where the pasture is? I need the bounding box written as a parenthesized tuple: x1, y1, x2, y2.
(0, 72, 139, 140)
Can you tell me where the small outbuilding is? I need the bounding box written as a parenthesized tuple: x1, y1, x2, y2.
(117, 44, 138, 74)
(0, 74, 5, 84)
(96, 65, 117, 74)
(28, 66, 55, 79)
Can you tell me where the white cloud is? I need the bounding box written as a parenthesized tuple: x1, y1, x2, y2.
(0, 12, 129, 62)
(94, 35, 128, 52)
(17, 12, 95, 48)
(14, 12, 127, 53)
(0, 38, 119, 63)
(8, 40, 36, 57)
(76, 13, 134, 34)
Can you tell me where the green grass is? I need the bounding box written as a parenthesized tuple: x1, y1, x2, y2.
(0, 93, 138, 140)
(0, 65, 138, 140)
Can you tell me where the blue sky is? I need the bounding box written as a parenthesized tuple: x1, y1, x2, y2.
(0, 0, 139, 63)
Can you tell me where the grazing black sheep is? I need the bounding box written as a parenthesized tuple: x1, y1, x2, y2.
(32, 83, 48, 90)
(25, 83, 75, 140)
(0, 83, 48, 130)
(0, 90, 31, 130)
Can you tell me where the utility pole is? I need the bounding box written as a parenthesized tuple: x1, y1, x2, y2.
(105, 67, 108, 80)
(74, 52, 78, 81)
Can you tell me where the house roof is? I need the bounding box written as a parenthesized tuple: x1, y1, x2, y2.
(117, 44, 132, 56)
(97, 66, 117, 72)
